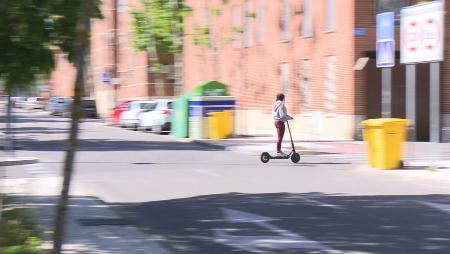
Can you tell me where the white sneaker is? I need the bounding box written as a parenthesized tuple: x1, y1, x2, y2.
(277, 151, 288, 157)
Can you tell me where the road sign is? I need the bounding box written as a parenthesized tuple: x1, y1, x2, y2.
(101, 72, 112, 84)
(400, 1, 444, 64)
(377, 12, 395, 40)
(377, 40, 395, 67)
(376, 12, 395, 68)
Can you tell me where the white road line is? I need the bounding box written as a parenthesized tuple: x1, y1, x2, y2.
(298, 197, 343, 210)
(25, 163, 58, 178)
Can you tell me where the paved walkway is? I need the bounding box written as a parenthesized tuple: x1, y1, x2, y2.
(3, 161, 171, 254)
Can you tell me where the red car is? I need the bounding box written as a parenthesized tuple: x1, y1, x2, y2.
(110, 100, 132, 125)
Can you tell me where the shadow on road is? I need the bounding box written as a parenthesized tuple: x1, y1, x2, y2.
(8, 195, 165, 254)
(8, 193, 450, 253)
(107, 192, 450, 254)
(13, 138, 224, 152)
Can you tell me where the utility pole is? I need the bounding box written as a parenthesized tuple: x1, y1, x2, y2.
(112, 0, 119, 103)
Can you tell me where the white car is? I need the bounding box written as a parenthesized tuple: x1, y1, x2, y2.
(24, 97, 46, 110)
(12, 97, 27, 108)
(138, 99, 174, 133)
(119, 100, 155, 130)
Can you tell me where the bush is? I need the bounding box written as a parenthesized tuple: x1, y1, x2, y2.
(0, 208, 46, 254)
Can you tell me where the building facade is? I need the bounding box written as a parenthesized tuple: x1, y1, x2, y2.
(183, 0, 449, 141)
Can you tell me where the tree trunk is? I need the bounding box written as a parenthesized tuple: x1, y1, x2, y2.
(5, 88, 14, 155)
(52, 1, 94, 253)
(0, 88, 14, 222)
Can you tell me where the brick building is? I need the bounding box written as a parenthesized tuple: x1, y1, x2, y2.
(183, 0, 449, 141)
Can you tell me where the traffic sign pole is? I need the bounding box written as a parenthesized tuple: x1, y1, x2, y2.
(381, 68, 392, 118)
(430, 62, 441, 143)
(406, 64, 416, 141)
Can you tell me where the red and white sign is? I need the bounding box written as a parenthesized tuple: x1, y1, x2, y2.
(400, 1, 444, 64)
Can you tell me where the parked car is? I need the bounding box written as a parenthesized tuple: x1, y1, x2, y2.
(110, 100, 132, 125)
(24, 97, 47, 110)
(46, 97, 63, 113)
(53, 98, 73, 116)
(12, 97, 27, 108)
(138, 99, 174, 133)
(61, 99, 97, 118)
(80, 99, 98, 118)
(119, 100, 155, 130)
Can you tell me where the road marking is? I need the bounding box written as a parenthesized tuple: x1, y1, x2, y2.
(417, 201, 450, 215)
(25, 163, 58, 178)
(194, 169, 222, 178)
(214, 208, 342, 253)
(298, 197, 343, 210)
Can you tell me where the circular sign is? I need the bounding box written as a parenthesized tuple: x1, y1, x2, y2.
(404, 21, 421, 52)
(421, 18, 440, 50)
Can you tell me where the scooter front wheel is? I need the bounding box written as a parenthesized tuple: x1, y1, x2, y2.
(261, 152, 270, 163)
(291, 152, 301, 163)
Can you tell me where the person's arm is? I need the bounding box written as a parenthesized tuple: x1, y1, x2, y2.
(280, 105, 293, 121)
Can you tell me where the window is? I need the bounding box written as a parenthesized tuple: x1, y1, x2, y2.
(232, 5, 243, 48)
(302, 0, 312, 36)
(118, 0, 128, 13)
(325, 56, 337, 113)
(243, 0, 253, 47)
(256, 0, 265, 44)
(301, 60, 311, 111)
(280, 63, 290, 94)
(376, 0, 408, 24)
(280, 0, 290, 41)
(326, 0, 335, 31)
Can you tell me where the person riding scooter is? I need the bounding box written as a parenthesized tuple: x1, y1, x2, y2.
(272, 93, 293, 157)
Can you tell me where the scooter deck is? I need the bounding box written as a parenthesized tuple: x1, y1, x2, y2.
(268, 155, 290, 159)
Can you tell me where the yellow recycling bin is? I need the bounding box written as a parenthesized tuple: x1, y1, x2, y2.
(361, 118, 408, 169)
(208, 110, 234, 139)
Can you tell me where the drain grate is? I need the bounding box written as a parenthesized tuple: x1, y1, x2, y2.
(78, 217, 130, 226)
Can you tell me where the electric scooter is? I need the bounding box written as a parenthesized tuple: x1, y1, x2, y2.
(260, 120, 301, 164)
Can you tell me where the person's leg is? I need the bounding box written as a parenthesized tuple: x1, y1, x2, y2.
(280, 121, 285, 144)
(275, 121, 284, 152)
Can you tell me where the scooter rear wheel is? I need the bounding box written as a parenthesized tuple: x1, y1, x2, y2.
(261, 152, 270, 163)
(291, 152, 300, 163)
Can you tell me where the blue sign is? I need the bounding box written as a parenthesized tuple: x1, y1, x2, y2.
(376, 12, 395, 68)
(376, 12, 395, 41)
(377, 40, 395, 67)
(101, 72, 112, 84)
(354, 28, 368, 37)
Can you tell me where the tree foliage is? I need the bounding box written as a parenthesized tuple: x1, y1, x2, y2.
(0, 0, 101, 90)
(131, 0, 191, 54)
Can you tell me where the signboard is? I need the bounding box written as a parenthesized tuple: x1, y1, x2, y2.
(376, 12, 395, 67)
(377, 40, 395, 68)
(354, 28, 368, 37)
(101, 72, 112, 84)
(400, 1, 444, 64)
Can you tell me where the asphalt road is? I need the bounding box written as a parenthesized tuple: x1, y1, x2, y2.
(5, 110, 450, 254)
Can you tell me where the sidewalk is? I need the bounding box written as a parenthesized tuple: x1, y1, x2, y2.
(193, 137, 450, 168)
(3, 161, 171, 254)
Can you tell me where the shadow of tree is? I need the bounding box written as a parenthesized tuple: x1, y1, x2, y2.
(107, 192, 450, 254)
(13, 138, 224, 152)
(8, 195, 169, 254)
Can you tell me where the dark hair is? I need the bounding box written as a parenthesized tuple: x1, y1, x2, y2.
(276, 93, 285, 101)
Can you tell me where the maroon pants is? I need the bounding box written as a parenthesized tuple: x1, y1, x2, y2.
(274, 121, 285, 152)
